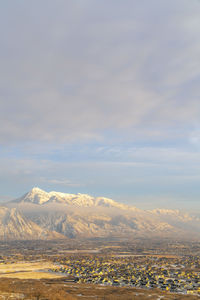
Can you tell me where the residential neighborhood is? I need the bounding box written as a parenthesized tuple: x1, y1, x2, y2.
(50, 254, 200, 296)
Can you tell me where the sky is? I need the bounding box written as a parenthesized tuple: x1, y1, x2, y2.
(0, 0, 200, 211)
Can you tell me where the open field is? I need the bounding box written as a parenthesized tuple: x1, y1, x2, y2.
(0, 261, 62, 279)
(0, 278, 199, 300)
(0, 271, 63, 279)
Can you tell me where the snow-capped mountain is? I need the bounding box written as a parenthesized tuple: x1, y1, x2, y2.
(7, 188, 200, 240)
(13, 187, 137, 210)
(0, 206, 65, 240)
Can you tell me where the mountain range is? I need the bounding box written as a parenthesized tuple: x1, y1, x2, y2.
(0, 187, 199, 240)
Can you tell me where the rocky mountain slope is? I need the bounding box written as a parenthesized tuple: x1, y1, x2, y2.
(0, 206, 65, 240)
(8, 187, 200, 240)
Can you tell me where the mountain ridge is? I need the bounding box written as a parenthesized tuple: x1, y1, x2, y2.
(13, 187, 139, 211)
(7, 187, 200, 240)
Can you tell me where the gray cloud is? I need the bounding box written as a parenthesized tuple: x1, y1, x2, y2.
(1, 1, 200, 210)
(0, 1, 200, 144)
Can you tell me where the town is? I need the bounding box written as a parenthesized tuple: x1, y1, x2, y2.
(50, 253, 200, 296)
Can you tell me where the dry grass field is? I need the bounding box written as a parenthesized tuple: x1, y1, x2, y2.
(0, 270, 63, 279)
(0, 278, 199, 300)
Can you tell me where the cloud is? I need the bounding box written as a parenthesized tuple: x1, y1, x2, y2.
(0, 1, 200, 210)
(0, 144, 200, 199)
(40, 177, 84, 188)
(0, 1, 200, 145)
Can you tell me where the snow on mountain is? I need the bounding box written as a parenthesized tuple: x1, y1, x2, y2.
(13, 187, 138, 211)
(150, 209, 180, 215)
(0, 206, 65, 240)
(8, 188, 200, 240)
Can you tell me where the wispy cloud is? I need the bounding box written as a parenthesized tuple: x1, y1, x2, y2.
(0, 1, 200, 145)
(0, 1, 200, 209)
(40, 177, 84, 188)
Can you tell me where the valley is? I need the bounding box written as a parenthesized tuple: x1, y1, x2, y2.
(0, 239, 199, 299)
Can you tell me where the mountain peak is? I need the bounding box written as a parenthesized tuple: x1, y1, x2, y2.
(13, 187, 49, 205)
(30, 187, 44, 193)
(12, 188, 132, 210)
